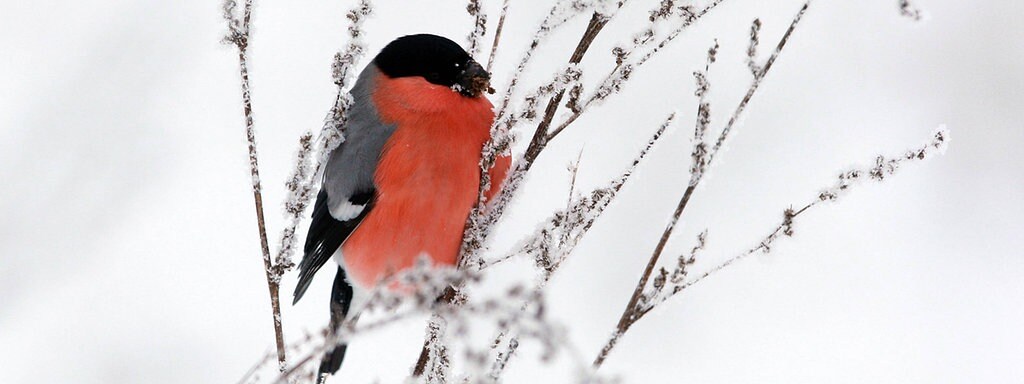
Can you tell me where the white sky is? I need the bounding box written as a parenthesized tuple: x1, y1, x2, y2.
(1, 0, 1021, 383)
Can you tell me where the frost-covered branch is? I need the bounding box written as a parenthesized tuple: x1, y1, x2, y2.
(709, 1, 809, 165)
(483, 113, 673, 273)
(272, 0, 372, 281)
(466, 0, 488, 57)
(544, 0, 728, 143)
(237, 257, 594, 384)
(223, 0, 288, 370)
(641, 126, 950, 322)
(486, 0, 511, 73)
(898, 0, 924, 21)
(480, 113, 672, 379)
(593, 1, 812, 368)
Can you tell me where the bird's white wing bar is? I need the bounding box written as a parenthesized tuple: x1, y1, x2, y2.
(330, 200, 366, 221)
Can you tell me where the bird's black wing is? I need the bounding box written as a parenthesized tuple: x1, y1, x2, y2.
(292, 188, 373, 304)
(317, 266, 355, 379)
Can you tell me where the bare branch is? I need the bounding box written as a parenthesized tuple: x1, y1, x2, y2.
(486, 0, 511, 73)
(223, 0, 288, 370)
(593, 1, 813, 368)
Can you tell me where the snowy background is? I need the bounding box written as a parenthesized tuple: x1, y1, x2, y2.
(2, 0, 1022, 383)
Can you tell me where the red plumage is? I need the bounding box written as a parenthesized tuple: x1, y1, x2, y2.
(341, 72, 510, 289)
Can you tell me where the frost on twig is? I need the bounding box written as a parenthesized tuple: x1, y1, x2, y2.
(465, 0, 488, 57)
(485, 114, 674, 277)
(667, 127, 949, 303)
(709, 1, 810, 167)
(594, 2, 813, 368)
(460, 0, 604, 269)
(485, 0, 511, 72)
(745, 19, 762, 77)
(599, 126, 950, 367)
(898, 0, 924, 21)
(492, 0, 609, 122)
(480, 115, 672, 380)
(689, 40, 717, 187)
(546, 0, 727, 141)
(223, 0, 289, 371)
(246, 256, 587, 384)
(635, 229, 704, 314)
(272, 0, 372, 276)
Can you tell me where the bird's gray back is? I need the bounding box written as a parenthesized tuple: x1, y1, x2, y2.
(323, 64, 396, 219)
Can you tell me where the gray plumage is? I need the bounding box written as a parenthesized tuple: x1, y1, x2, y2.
(294, 64, 397, 304)
(323, 65, 397, 220)
(293, 63, 399, 379)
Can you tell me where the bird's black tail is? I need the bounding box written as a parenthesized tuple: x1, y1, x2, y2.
(318, 266, 354, 382)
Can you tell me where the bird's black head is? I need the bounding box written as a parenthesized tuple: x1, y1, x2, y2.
(374, 34, 492, 98)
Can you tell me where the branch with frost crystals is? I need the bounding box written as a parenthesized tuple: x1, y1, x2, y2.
(597, 126, 949, 368)
(482, 113, 673, 274)
(545, 0, 728, 141)
(271, 0, 372, 277)
(522, 4, 626, 166)
(492, 0, 611, 122)
(635, 229, 704, 314)
(459, 62, 585, 271)
(690, 40, 717, 186)
(223, 0, 288, 371)
(245, 256, 582, 384)
(898, 0, 924, 21)
(458, 0, 611, 269)
(465, 0, 487, 57)
(481, 115, 671, 381)
(486, 0, 510, 72)
(745, 18, 762, 76)
(593, 2, 812, 368)
(709, 1, 809, 166)
(656, 126, 949, 312)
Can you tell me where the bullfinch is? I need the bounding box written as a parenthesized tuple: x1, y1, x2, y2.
(291, 34, 510, 378)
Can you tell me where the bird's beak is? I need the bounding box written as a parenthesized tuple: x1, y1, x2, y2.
(456, 60, 493, 97)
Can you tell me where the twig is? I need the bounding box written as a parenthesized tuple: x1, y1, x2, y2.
(522, 11, 615, 167)
(543, 0, 728, 143)
(593, 1, 813, 368)
(466, 0, 487, 57)
(223, 0, 287, 371)
(645, 126, 950, 318)
(483, 113, 673, 378)
(486, 0, 511, 73)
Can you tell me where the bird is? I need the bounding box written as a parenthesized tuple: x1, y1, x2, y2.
(291, 34, 511, 380)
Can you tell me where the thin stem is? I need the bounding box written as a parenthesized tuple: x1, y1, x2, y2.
(486, 0, 510, 73)
(522, 12, 611, 167)
(592, 1, 813, 369)
(544, 0, 728, 145)
(230, 0, 287, 371)
(592, 184, 696, 368)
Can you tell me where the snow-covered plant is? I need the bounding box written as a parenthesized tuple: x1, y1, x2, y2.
(224, 0, 943, 382)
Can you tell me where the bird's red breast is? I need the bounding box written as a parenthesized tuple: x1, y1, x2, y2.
(340, 72, 510, 289)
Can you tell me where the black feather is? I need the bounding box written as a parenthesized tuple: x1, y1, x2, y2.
(318, 267, 355, 379)
(293, 189, 373, 305)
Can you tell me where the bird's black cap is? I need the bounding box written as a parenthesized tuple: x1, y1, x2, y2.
(374, 34, 491, 97)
